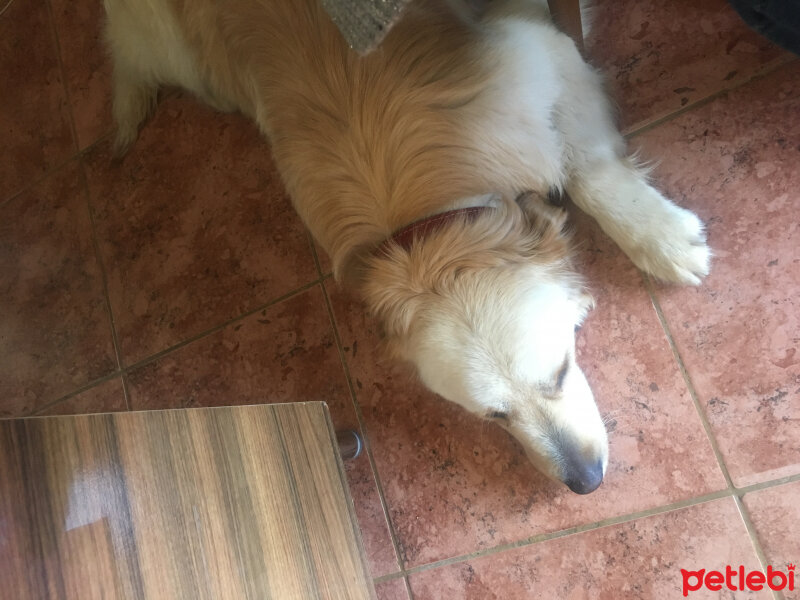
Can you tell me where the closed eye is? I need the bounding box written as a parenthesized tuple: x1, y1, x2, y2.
(554, 354, 569, 391)
(486, 410, 509, 422)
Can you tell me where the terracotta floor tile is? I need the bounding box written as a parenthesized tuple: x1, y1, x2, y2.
(50, 0, 113, 149)
(37, 378, 127, 416)
(637, 62, 800, 487)
(375, 578, 410, 600)
(743, 480, 800, 598)
(0, 161, 117, 417)
(83, 95, 317, 364)
(0, 0, 75, 202)
(409, 498, 769, 599)
(125, 285, 398, 576)
(326, 215, 724, 567)
(587, 0, 788, 133)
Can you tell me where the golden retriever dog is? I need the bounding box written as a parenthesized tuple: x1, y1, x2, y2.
(104, 0, 710, 493)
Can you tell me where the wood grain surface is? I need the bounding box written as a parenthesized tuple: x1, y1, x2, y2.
(0, 403, 376, 599)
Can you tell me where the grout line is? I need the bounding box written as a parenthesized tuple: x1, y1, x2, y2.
(43, 0, 79, 159)
(735, 472, 800, 496)
(623, 55, 798, 140)
(306, 230, 333, 279)
(373, 571, 405, 585)
(32, 369, 126, 416)
(734, 496, 784, 600)
(120, 373, 133, 411)
(642, 274, 735, 490)
(403, 574, 415, 599)
(319, 280, 409, 579)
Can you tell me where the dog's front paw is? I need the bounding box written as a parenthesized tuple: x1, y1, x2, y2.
(626, 204, 711, 286)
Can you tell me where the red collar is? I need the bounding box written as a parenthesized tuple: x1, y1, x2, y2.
(377, 206, 492, 255)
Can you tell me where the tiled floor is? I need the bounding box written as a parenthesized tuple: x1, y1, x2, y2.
(1, 0, 798, 598)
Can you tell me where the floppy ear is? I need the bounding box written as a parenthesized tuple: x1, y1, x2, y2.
(507, 191, 574, 268)
(575, 291, 595, 325)
(359, 249, 427, 357)
(516, 191, 568, 233)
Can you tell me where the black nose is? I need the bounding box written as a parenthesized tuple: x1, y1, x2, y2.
(563, 458, 604, 495)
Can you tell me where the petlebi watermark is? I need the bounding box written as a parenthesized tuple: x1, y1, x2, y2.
(680, 563, 795, 596)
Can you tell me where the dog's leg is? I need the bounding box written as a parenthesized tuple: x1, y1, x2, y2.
(568, 156, 711, 285)
(110, 60, 158, 157)
(104, 0, 179, 157)
(554, 41, 710, 285)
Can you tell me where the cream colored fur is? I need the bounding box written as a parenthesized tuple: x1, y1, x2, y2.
(103, 0, 710, 492)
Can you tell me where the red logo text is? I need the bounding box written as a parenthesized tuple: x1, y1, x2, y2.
(681, 564, 795, 596)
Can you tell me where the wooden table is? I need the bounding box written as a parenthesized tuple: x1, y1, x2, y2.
(0, 403, 376, 599)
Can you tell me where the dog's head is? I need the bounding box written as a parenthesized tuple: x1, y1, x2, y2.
(363, 194, 608, 494)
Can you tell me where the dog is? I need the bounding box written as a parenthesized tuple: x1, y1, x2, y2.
(103, 0, 710, 494)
